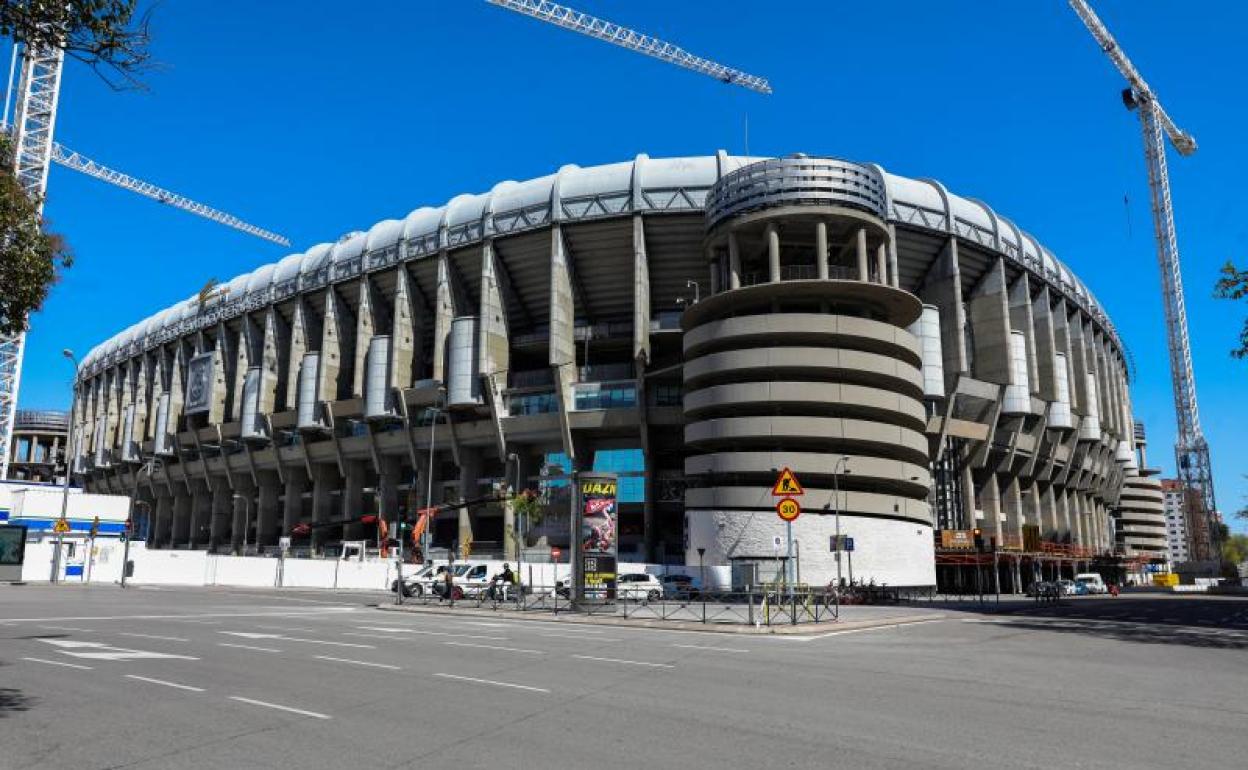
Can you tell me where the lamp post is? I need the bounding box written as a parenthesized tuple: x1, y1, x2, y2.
(233, 493, 251, 555)
(421, 387, 447, 563)
(51, 349, 78, 583)
(830, 455, 851, 615)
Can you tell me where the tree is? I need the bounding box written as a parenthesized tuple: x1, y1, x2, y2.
(0, 136, 71, 336)
(0, 1, 151, 334)
(0, 1, 151, 89)
(1222, 534, 1248, 570)
(1214, 261, 1248, 359)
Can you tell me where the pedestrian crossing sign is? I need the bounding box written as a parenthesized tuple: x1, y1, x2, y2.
(771, 468, 804, 496)
(53, 518, 71, 534)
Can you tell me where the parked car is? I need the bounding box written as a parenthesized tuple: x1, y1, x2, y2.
(390, 564, 438, 597)
(1074, 573, 1107, 595)
(1026, 581, 1056, 598)
(660, 574, 702, 599)
(1055, 579, 1077, 596)
(617, 572, 664, 602)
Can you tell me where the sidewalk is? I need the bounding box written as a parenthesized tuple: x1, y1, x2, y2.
(376, 600, 952, 635)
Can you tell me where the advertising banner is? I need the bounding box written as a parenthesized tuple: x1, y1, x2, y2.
(573, 472, 618, 604)
(184, 352, 215, 415)
(0, 524, 27, 582)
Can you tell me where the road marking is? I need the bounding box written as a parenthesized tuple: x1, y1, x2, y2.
(218, 631, 374, 649)
(125, 675, 205, 692)
(349, 628, 508, 642)
(229, 696, 331, 720)
(312, 655, 401, 670)
(38, 624, 94, 632)
(218, 642, 282, 653)
(37, 638, 198, 661)
(672, 643, 750, 653)
(572, 654, 674, 668)
(2, 609, 358, 624)
(119, 632, 190, 642)
(22, 657, 92, 670)
(458, 621, 512, 628)
(433, 673, 549, 693)
(443, 641, 543, 655)
(251, 625, 319, 633)
(539, 632, 623, 642)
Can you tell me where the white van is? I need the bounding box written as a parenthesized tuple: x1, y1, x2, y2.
(1074, 573, 1107, 595)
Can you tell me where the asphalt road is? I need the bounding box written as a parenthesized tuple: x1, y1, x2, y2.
(2, 586, 1246, 769)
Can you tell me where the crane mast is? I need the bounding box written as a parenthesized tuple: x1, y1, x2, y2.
(485, 0, 772, 94)
(1067, 0, 1218, 563)
(0, 41, 290, 480)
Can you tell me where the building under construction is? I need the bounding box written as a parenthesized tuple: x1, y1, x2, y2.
(70, 153, 1154, 590)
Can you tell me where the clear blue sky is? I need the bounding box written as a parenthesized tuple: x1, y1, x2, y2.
(11, 1, 1247, 529)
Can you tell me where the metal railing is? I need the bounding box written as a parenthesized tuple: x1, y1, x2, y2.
(706, 156, 888, 230)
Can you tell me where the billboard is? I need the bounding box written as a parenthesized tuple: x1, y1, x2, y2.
(184, 352, 215, 415)
(573, 473, 618, 604)
(0, 524, 27, 582)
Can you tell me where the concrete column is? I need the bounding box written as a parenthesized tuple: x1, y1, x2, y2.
(968, 259, 1012, 385)
(209, 483, 232, 552)
(766, 223, 780, 283)
(1041, 483, 1059, 541)
(1003, 476, 1024, 545)
(960, 465, 978, 532)
(171, 493, 192, 547)
(708, 255, 720, 295)
(341, 460, 367, 542)
(814, 221, 829, 280)
(920, 240, 969, 394)
(377, 456, 401, 549)
(189, 482, 213, 548)
(981, 474, 1003, 549)
(310, 463, 337, 553)
(875, 243, 887, 286)
(855, 228, 869, 282)
(714, 232, 735, 292)
(887, 224, 900, 288)
(151, 494, 173, 549)
(255, 472, 281, 548)
(457, 449, 482, 554)
(283, 467, 308, 542)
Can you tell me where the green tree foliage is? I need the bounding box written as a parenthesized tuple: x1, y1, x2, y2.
(1222, 533, 1248, 568)
(1214, 261, 1248, 359)
(0, 137, 71, 336)
(0, 1, 151, 88)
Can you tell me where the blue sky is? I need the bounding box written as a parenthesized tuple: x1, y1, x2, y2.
(11, 1, 1247, 528)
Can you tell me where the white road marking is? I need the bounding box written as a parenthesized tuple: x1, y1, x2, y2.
(312, 655, 401, 670)
(218, 642, 282, 653)
(672, 643, 750, 653)
(22, 657, 92, 670)
(125, 675, 205, 692)
(572, 654, 674, 668)
(229, 696, 331, 720)
(37, 638, 198, 661)
(539, 632, 623, 642)
(458, 621, 512, 628)
(38, 624, 94, 632)
(792, 619, 947, 640)
(433, 673, 549, 693)
(218, 631, 374, 649)
(443, 641, 543, 655)
(3, 608, 358, 624)
(349, 628, 508, 642)
(251, 625, 319, 633)
(119, 632, 190, 642)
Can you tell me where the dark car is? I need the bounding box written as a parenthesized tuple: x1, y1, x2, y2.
(660, 574, 701, 599)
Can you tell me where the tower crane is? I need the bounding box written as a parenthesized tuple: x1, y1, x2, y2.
(485, 0, 772, 94)
(0, 41, 290, 480)
(1067, 0, 1218, 563)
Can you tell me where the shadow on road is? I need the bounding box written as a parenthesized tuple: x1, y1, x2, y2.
(0, 682, 35, 718)
(974, 617, 1248, 650)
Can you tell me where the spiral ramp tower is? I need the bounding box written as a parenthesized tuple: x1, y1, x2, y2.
(682, 157, 934, 587)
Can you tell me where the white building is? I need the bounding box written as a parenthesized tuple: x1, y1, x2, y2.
(1161, 479, 1188, 564)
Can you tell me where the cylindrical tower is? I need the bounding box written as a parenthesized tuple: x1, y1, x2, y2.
(684, 156, 934, 588)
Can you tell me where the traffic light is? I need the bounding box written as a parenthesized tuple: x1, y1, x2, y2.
(972, 527, 984, 553)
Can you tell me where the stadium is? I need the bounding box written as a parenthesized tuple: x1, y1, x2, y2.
(69, 153, 1167, 591)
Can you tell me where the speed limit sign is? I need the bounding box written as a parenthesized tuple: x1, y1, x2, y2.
(776, 497, 801, 522)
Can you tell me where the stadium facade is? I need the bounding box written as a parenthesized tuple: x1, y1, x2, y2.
(70, 153, 1156, 590)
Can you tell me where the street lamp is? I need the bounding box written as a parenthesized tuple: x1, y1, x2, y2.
(421, 387, 447, 562)
(51, 349, 78, 583)
(232, 493, 251, 555)
(830, 455, 851, 614)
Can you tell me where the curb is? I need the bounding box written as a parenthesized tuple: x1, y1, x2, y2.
(375, 602, 951, 635)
